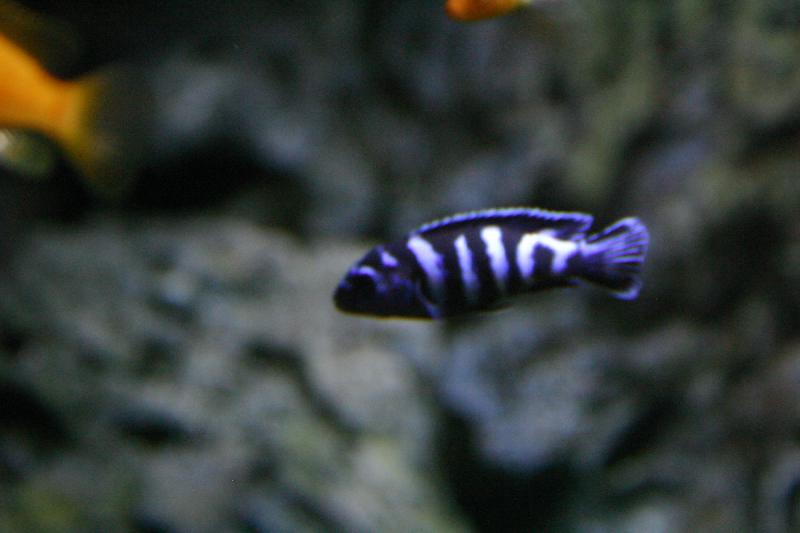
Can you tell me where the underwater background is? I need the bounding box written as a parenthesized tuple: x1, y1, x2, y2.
(1, 0, 800, 531)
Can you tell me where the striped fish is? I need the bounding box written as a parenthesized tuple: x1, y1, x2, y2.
(334, 207, 649, 319)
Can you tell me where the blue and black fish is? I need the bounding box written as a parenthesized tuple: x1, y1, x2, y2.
(334, 207, 649, 319)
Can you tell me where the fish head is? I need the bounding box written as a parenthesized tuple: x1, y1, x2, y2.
(334, 246, 432, 318)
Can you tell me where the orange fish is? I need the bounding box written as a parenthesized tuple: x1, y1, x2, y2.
(0, 0, 151, 195)
(445, 0, 532, 21)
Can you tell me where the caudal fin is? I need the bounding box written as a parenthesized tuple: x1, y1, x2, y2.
(577, 217, 649, 300)
(61, 66, 154, 197)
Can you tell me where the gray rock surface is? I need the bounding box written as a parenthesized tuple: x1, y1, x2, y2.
(0, 219, 463, 532)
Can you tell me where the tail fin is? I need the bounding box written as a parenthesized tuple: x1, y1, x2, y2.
(577, 217, 649, 300)
(61, 65, 154, 197)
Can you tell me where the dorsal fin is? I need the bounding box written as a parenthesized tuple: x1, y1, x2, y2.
(414, 207, 593, 238)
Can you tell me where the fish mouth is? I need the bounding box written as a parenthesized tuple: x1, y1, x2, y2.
(333, 270, 382, 315)
(333, 280, 353, 311)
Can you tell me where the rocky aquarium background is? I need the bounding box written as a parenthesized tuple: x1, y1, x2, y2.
(2, 0, 800, 531)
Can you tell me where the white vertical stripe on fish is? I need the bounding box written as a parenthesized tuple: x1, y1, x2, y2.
(516, 233, 539, 282)
(407, 235, 445, 302)
(480, 226, 508, 293)
(380, 249, 399, 268)
(539, 234, 577, 274)
(454, 234, 479, 305)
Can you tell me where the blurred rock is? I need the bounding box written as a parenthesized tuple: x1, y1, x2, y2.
(0, 218, 464, 532)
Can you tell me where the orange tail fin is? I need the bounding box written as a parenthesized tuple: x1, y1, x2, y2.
(58, 66, 154, 196)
